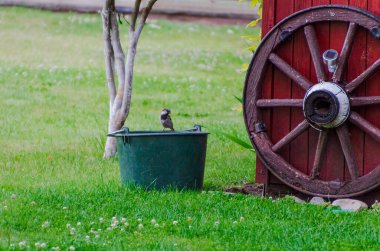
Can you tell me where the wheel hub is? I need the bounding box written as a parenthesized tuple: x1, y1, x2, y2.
(303, 82, 350, 128)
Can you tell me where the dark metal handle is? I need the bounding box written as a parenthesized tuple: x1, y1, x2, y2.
(192, 124, 202, 132)
(107, 127, 129, 137)
(181, 125, 202, 132)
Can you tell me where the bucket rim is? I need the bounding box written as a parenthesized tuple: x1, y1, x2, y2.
(107, 125, 210, 137)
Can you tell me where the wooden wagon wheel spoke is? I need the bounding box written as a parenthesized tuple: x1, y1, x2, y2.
(256, 99, 303, 108)
(349, 111, 380, 143)
(268, 53, 313, 91)
(310, 130, 329, 179)
(336, 124, 359, 180)
(350, 96, 380, 107)
(333, 22, 358, 83)
(345, 58, 380, 93)
(304, 25, 327, 82)
(272, 120, 309, 152)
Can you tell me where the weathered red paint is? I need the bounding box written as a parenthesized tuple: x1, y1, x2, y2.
(249, 2, 380, 202)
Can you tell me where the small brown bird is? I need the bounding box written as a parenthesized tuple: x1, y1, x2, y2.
(160, 108, 175, 131)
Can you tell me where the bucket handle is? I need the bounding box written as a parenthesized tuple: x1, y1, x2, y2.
(190, 124, 202, 132)
(107, 127, 129, 137)
(107, 128, 130, 145)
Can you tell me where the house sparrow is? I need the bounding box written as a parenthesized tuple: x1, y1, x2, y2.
(160, 108, 175, 131)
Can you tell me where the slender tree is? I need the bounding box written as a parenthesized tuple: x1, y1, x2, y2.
(102, 0, 157, 159)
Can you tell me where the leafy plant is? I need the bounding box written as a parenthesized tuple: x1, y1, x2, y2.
(241, 0, 263, 70)
(204, 126, 254, 152)
(204, 96, 255, 152)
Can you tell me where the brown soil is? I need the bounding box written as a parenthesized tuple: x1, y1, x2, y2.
(225, 183, 265, 197)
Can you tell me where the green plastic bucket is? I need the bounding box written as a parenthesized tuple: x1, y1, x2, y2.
(108, 125, 209, 190)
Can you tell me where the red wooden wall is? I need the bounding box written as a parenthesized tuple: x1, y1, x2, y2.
(256, 0, 380, 194)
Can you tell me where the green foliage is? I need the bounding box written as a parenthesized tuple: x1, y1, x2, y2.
(240, 0, 263, 70)
(204, 96, 254, 152)
(203, 126, 254, 152)
(1, 7, 379, 251)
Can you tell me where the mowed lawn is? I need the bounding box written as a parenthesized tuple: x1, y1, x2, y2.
(1, 7, 380, 251)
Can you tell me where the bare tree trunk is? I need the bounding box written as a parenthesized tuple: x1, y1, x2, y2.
(102, 0, 157, 159)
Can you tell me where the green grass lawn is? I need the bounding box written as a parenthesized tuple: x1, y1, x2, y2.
(1, 7, 380, 251)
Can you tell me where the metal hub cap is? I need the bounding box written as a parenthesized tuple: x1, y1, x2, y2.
(303, 82, 350, 128)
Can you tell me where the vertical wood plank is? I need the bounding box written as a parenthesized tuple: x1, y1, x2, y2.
(271, 0, 294, 162)
(290, 0, 312, 175)
(321, 0, 347, 181)
(347, 0, 367, 178)
(255, 0, 275, 184)
(364, 1, 380, 175)
(267, 0, 294, 185)
(309, 0, 330, 178)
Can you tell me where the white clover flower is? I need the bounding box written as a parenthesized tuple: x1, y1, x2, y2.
(111, 223, 117, 228)
(34, 242, 41, 248)
(18, 240, 26, 249)
(173, 221, 179, 225)
(121, 217, 127, 223)
(11, 194, 16, 200)
(233, 221, 238, 224)
(137, 218, 142, 222)
(214, 221, 220, 226)
(188, 225, 193, 229)
(112, 216, 117, 222)
(240, 217, 245, 222)
(107, 227, 112, 231)
(31, 201, 37, 206)
(138, 224, 144, 230)
(95, 234, 100, 239)
(66, 223, 71, 228)
(40, 242, 46, 249)
(62, 206, 68, 210)
(99, 217, 104, 223)
(154, 223, 159, 228)
(187, 217, 192, 222)
(69, 227, 75, 235)
(69, 245, 75, 251)
(124, 222, 129, 228)
(85, 235, 90, 242)
(42, 221, 50, 228)
(151, 219, 157, 224)
(77, 222, 81, 226)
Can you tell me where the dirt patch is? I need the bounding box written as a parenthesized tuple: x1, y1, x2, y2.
(225, 183, 307, 200)
(225, 183, 265, 197)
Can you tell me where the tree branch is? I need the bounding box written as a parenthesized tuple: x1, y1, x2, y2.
(101, 0, 116, 107)
(120, 0, 158, 117)
(130, 0, 142, 31)
(136, 0, 158, 40)
(110, 11, 126, 97)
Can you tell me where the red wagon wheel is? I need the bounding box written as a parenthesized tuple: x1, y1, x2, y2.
(244, 5, 380, 198)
